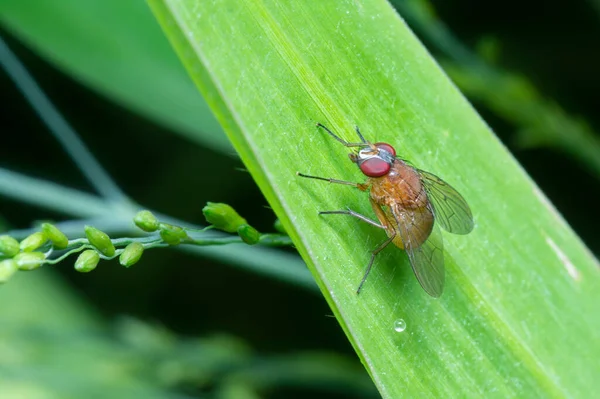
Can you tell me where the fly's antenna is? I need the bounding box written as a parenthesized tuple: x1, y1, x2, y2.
(354, 126, 368, 143)
(316, 123, 367, 148)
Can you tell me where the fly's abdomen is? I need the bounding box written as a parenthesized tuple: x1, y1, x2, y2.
(390, 204, 434, 250)
(371, 199, 433, 250)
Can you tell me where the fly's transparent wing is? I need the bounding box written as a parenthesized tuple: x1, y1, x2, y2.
(418, 169, 474, 235)
(392, 204, 445, 297)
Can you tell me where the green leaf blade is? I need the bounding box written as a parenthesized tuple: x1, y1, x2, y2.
(148, 0, 600, 397)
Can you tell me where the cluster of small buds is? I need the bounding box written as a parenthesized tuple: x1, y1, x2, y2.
(133, 210, 189, 245)
(202, 202, 261, 245)
(83, 225, 146, 269)
(0, 205, 290, 285)
(0, 226, 56, 283)
(0, 233, 25, 282)
(0, 228, 52, 282)
(0, 219, 148, 284)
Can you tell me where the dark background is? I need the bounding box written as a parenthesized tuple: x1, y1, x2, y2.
(1, 0, 598, 397)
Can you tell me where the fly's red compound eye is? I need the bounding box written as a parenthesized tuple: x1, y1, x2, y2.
(375, 142, 396, 156)
(359, 157, 391, 177)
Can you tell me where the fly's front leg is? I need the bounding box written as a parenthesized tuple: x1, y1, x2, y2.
(296, 172, 369, 191)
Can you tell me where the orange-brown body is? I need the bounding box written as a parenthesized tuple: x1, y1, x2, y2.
(366, 160, 434, 250)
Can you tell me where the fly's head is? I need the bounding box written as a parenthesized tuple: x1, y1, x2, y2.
(314, 123, 398, 177)
(349, 142, 397, 177)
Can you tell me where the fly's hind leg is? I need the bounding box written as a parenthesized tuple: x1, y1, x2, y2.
(318, 208, 394, 294)
(356, 233, 395, 294)
(319, 209, 384, 228)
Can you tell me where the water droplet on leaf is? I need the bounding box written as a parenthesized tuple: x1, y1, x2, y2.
(394, 319, 406, 332)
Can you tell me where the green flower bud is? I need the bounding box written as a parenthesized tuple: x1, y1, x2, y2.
(41, 223, 69, 249)
(75, 250, 100, 272)
(119, 242, 144, 268)
(237, 224, 260, 245)
(134, 210, 160, 232)
(0, 235, 20, 257)
(202, 202, 247, 233)
(0, 259, 18, 283)
(19, 231, 48, 252)
(14, 252, 46, 271)
(159, 223, 187, 245)
(84, 226, 115, 257)
(273, 219, 287, 235)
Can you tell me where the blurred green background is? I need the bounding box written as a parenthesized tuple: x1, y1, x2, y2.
(0, 0, 598, 397)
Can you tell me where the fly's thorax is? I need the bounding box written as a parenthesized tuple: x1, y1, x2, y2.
(368, 161, 428, 210)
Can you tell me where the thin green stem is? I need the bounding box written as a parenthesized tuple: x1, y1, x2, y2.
(0, 37, 129, 203)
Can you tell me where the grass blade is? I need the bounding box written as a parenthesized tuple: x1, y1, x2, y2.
(149, 0, 599, 397)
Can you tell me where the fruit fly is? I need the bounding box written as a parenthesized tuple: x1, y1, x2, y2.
(298, 123, 474, 297)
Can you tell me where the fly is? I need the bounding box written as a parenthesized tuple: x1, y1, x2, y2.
(298, 123, 474, 297)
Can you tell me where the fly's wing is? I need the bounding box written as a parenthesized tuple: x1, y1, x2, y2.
(392, 205, 445, 297)
(417, 169, 474, 235)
